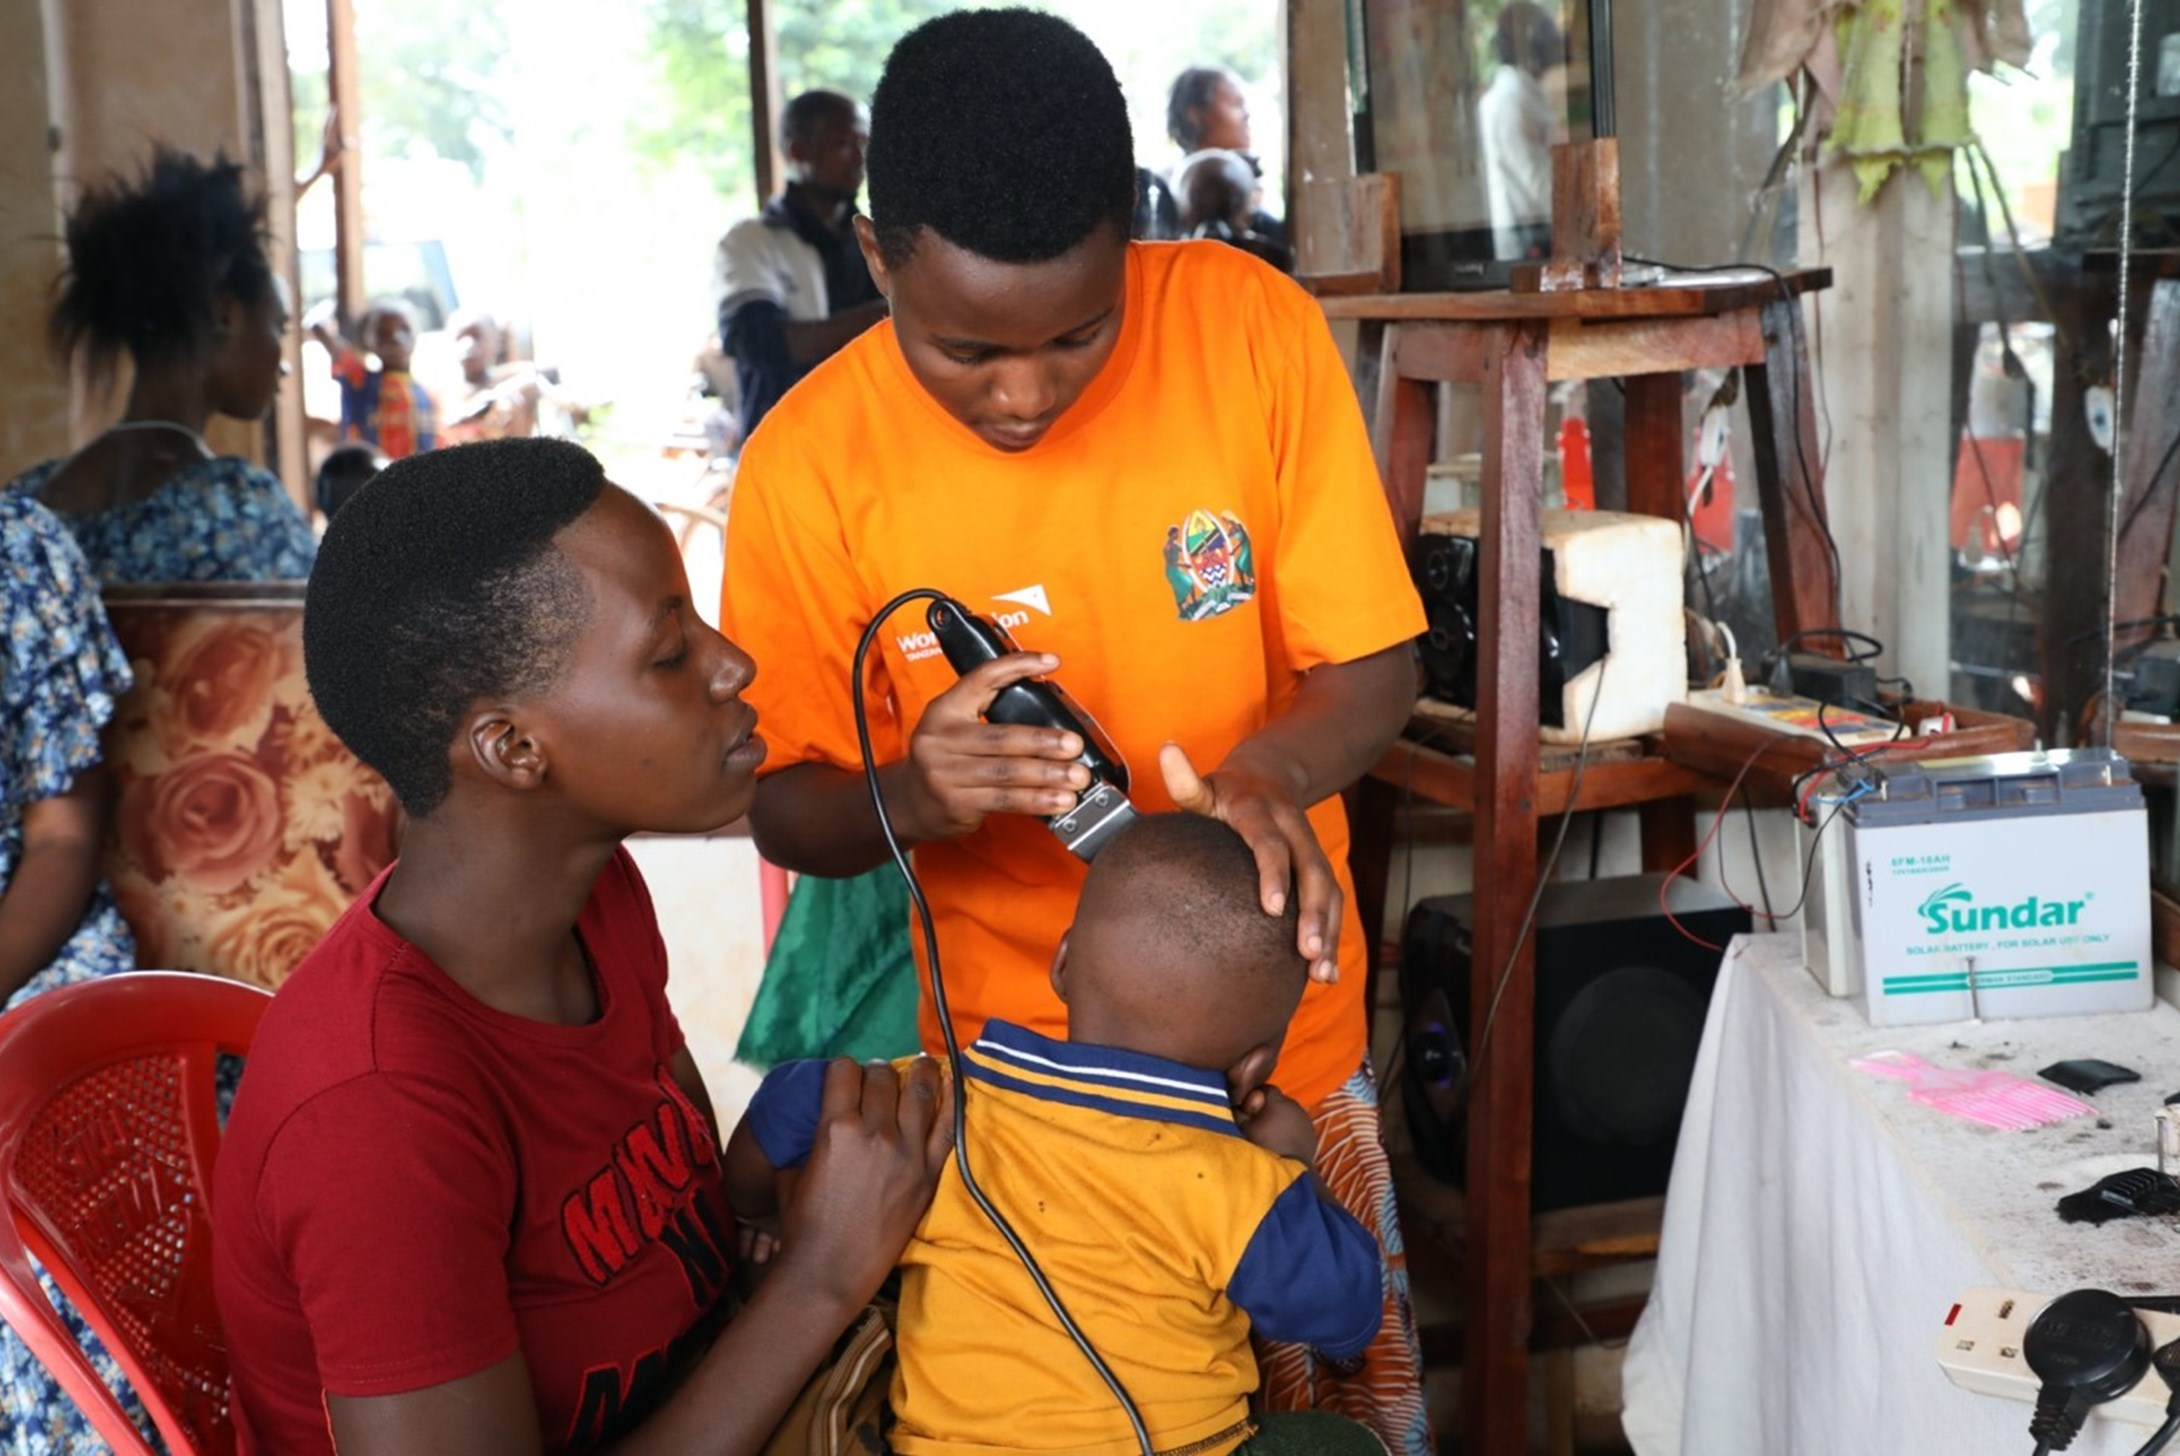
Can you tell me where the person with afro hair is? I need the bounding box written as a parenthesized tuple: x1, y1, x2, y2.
(12, 147, 316, 583)
(720, 10, 1431, 1451)
(214, 437, 952, 1455)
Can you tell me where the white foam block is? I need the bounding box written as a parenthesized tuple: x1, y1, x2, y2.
(1422, 508, 1688, 742)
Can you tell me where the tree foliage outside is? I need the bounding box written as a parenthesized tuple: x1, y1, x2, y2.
(633, 0, 1281, 209)
(633, 0, 971, 206)
(1965, 0, 2079, 242)
(291, 0, 514, 183)
(293, 0, 1281, 209)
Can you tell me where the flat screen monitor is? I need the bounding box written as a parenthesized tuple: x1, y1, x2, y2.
(2056, 0, 2180, 250)
(1359, 0, 1598, 290)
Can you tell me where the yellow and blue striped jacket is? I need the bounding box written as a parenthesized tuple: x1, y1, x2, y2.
(746, 1020, 1384, 1456)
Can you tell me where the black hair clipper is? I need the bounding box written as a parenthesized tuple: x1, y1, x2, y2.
(927, 597, 1138, 861)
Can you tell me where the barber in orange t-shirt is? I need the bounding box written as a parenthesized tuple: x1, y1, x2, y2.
(719, 14, 1430, 1451)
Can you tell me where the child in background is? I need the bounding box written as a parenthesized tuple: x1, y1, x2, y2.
(726, 813, 1386, 1456)
(312, 442, 384, 524)
(306, 298, 437, 458)
(1176, 149, 1295, 275)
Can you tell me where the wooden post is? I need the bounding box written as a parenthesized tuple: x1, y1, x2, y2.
(242, 0, 307, 504)
(1371, 325, 1436, 554)
(2112, 280, 2180, 650)
(1510, 139, 1624, 294)
(1464, 320, 1548, 1456)
(1620, 371, 1683, 520)
(2044, 270, 2120, 740)
(325, 0, 365, 327)
(1286, 0, 1356, 263)
(1622, 369, 1698, 870)
(1743, 295, 1838, 648)
(1344, 773, 1402, 1023)
(746, 0, 781, 208)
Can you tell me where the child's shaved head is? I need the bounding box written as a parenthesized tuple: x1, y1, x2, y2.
(1058, 814, 1308, 1072)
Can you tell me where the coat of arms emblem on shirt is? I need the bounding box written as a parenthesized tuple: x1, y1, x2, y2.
(1163, 508, 1257, 621)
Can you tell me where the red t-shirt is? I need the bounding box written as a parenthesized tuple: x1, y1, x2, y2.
(213, 849, 732, 1454)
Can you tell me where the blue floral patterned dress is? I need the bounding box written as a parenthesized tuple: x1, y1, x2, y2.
(0, 493, 159, 1455)
(10, 455, 315, 583)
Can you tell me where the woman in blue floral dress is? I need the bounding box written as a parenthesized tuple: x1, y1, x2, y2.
(0, 493, 159, 1455)
(8, 149, 314, 584)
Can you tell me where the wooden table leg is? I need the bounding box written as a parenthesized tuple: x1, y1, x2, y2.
(2043, 270, 2119, 742)
(1344, 775, 1401, 1030)
(2112, 279, 2180, 660)
(1621, 372, 1686, 523)
(1373, 323, 1437, 556)
(1638, 796, 1698, 874)
(1465, 319, 1548, 1456)
(1744, 296, 1839, 648)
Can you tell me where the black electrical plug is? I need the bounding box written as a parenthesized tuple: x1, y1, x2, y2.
(2023, 1289, 2152, 1451)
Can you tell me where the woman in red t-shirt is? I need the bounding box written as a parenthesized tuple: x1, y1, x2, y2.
(213, 437, 947, 1455)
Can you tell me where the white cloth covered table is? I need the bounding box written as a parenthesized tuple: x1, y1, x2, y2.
(1623, 933, 2180, 1456)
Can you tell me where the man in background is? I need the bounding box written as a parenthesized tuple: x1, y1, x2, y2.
(1478, 1, 1566, 261)
(712, 89, 888, 440)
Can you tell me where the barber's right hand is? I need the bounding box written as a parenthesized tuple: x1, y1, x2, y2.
(774, 1057, 953, 1311)
(898, 654, 1092, 841)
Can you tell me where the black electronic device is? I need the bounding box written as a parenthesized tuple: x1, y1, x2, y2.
(1411, 534, 1608, 729)
(1398, 872, 1750, 1212)
(1775, 651, 1880, 711)
(2056, 0, 2180, 251)
(2124, 640, 2180, 719)
(926, 597, 1139, 861)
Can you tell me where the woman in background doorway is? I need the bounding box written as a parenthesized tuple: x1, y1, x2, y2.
(8, 149, 316, 584)
(1163, 66, 1285, 244)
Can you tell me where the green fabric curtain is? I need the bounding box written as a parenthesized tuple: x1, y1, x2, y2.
(1829, 0, 1976, 201)
(734, 866, 923, 1067)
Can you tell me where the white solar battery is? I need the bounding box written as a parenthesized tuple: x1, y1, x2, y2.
(1802, 748, 2151, 1027)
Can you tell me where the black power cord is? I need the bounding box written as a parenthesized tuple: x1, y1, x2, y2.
(2129, 1336, 2180, 1456)
(850, 589, 1155, 1456)
(1625, 255, 1846, 631)
(2023, 1289, 2153, 1452)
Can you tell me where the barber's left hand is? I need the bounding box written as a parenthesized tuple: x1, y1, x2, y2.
(1159, 741, 1340, 984)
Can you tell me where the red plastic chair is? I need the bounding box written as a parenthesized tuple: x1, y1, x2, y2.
(0, 972, 270, 1456)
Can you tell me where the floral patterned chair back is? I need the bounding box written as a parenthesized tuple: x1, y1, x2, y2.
(98, 584, 401, 990)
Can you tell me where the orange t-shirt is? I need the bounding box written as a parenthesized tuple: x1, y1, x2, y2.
(720, 240, 1424, 1110)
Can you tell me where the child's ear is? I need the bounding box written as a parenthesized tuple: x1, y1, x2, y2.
(1225, 1042, 1278, 1104)
(1048, 931, 1072, 1004)
(465, 709, 546, 791)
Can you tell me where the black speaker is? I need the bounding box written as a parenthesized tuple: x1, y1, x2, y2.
(1397, 872, 1750, 1212)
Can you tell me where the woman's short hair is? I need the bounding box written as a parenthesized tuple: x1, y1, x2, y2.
(304, 438, 605, 817)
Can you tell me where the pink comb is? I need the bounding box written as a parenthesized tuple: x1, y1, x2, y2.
(1853, 1050, 2096, 1131)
